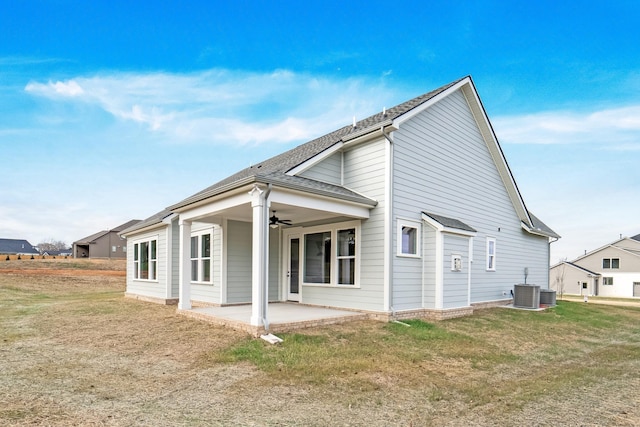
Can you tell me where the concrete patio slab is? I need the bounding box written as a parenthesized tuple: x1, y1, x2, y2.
(178, 302, 369, 336)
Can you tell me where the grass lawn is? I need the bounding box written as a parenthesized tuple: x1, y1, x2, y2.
(1, 260, 639, 426)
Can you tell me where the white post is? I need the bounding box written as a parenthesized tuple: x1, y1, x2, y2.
(178, 219, 192, 310)
(249, 185, 268, 326)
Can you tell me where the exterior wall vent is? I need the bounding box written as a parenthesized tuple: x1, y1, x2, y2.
(513, 284, 540, 309)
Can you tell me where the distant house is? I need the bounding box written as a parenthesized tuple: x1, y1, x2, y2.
(40, 249, 73, 257)
(121, 76, 559, 334)
(0, 238, 40, 256)
(550, 235, 640, 298)
(73, 220, 141, 259)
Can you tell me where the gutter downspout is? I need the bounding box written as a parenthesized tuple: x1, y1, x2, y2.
(382, 126, 395, 317)
(262, 184, 272, 331)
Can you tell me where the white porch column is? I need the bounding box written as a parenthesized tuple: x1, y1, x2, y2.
(249, 185, 270, 327)
(178, 219, 192, 310)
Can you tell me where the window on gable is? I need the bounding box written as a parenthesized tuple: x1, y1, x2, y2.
(133, 238, 157, 281)
(603, 258, 620, 269)
(190, 232, 212, 283)
(486, 238, 496, 271)
(397, 220, 421, 257)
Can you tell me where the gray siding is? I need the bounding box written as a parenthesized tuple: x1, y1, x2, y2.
(299, 152, 342, 185)
(190, 224, 221, 304)
(226, 220, 252, 303)
(125, 226, 169, 300)
(392, 88, 550, 308)
(422, 226, 436, 308)
(442, 234, 469, 309)
(301, 139, 387, 311)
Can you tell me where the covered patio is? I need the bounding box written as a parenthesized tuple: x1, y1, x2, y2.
(178, 302, 370, 336)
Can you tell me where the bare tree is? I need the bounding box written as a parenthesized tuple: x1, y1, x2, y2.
(554, 259, 567, 300)
(37, 239, 68, 253)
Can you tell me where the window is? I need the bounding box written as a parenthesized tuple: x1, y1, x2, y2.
(112, 245, 117, 253)
(304, 231, 331, 284)
(603, 258, 620, 269)
(486, 238, 496, 271)
(337, 228, 356, 285)
(190, 232, 212, 283)
(133, 239, 157, 280)
(603, 277, 614, 285)
(451, 254, 462, 271)
(397, 219, 421, 257)
(302, 222, 359, 286)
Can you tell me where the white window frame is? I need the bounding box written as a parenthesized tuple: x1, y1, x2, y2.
(486, 237, 496, 271)
(603, 277, 614, 285)
(301, 220, 361, 288)
(602, 258, 620, 269)
(397, 219, 421, 258)
(133, 237, 158, 282)
(190, 230, 213, 284)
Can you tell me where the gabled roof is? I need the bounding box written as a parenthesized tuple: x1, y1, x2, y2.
(74, 220, 142, 244)
(0, 238, 39, 254)
(422, 212, 477, 233)
(168, 77, 465, 211)
(550, 261, 600, 276)
(525, 212, 561, 239)
(119, 210, 174, 236)
(570, 237, 640, 264)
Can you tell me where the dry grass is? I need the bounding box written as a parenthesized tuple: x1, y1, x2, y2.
(1, 262, 640, 426)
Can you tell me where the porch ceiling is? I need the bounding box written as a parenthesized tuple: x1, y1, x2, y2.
(194, 201, 360, 227)
(181, 185, 372, 225)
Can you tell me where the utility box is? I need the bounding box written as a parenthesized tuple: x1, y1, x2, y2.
(539, 289, 557, 306)
(513, 284, 540, 309)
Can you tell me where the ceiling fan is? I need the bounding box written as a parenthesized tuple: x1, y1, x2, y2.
(269, 210, 292, 227)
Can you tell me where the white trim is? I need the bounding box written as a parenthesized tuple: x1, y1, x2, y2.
(383, 130, 392, 311)
(299, 220, 361, 288)
(165, 223, 173, 299)
(220, 219, 228, 304)
(421, 213, 477, 238)
(467, 237, 473, 306)
(132, 235, 159, 283)
(189, 227, 214, 284)
(434, 229, 444, 309)
(397, 218, 421, 258)
(286, 142, 344, 176)
(486, 237, 497, 271)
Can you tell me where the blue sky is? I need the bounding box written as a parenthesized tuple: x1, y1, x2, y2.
(1, 0, 639, 263)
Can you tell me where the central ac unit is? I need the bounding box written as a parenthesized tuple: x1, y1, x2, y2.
(513, 284, 540, 309)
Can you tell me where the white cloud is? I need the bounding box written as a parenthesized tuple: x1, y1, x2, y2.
(493, 105, 640, 149)
(24, 69, 402, 146)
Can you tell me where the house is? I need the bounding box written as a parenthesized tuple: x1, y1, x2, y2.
(40, 249, 73, 257)
(73, 220, 141, 259)
(550, 235, 640, 298)
(0, 238, 40, 256)
(121, 76, 559, 334)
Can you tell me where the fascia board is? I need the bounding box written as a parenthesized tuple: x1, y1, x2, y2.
(460, 80, 533, 227)
(392, 78, 471, 128)
(286, 141, 344, 176)
(521, 222, 557, 238)
(421, 213, 476, 237)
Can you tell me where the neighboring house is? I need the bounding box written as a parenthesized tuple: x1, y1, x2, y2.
(550, 235, 640, 298)
(0, 238, 40, 256)
(73, 220, 141, 259)
(121, 76, 559, 332)
(40, 249, 73, 257)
